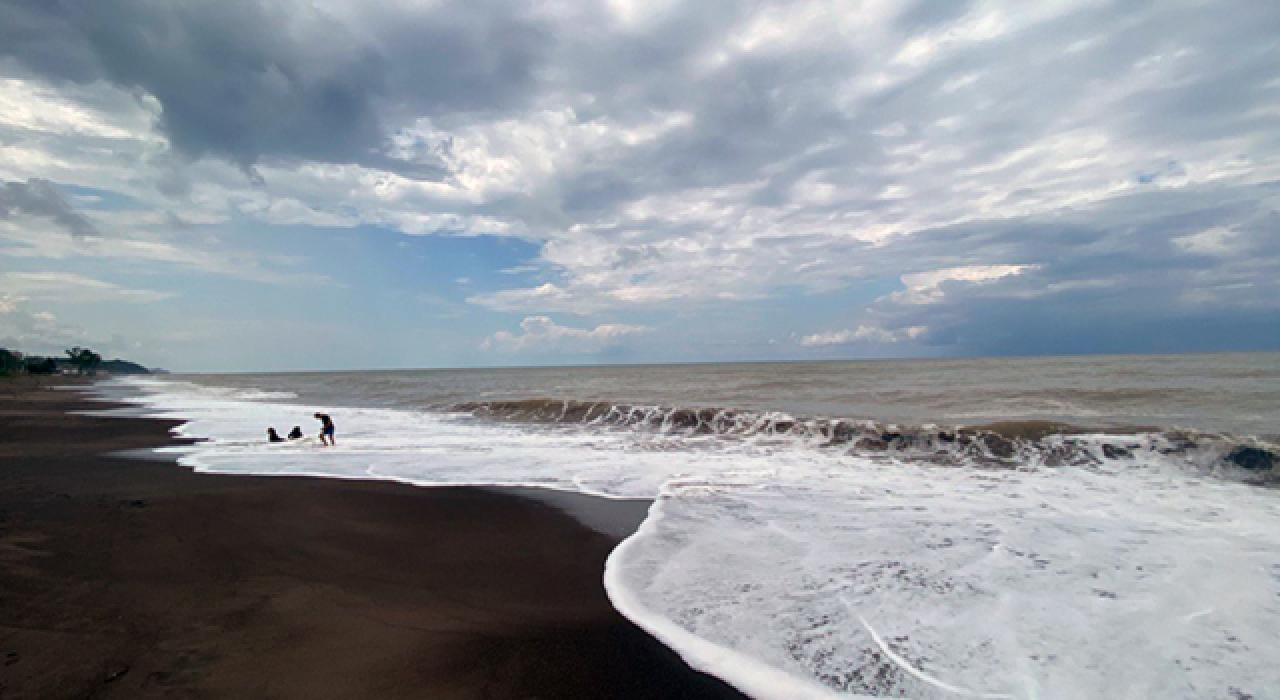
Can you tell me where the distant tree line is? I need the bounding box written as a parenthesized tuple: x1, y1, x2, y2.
(0, 346, 151, 377)
(64, 346, 102, 375)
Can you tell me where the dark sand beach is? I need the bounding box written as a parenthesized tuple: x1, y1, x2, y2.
(0, 379, 745, 699)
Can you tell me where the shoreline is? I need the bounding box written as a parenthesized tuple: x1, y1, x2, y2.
(0, 378, 746, 699)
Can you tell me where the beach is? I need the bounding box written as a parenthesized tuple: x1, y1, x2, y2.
(85, 359, 1280, 698)
(0, 379, 745, 699)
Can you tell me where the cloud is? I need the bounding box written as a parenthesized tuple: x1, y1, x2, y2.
(802, 325, 928, 346)
(0, 295, 99, 354)
(1174, 227, 1240, 255)
(0, 178, 97, 237)
(0, 0, 550, 176)
(470, 283, 593, 313)
(844, 191, 1280, 352)
(890, 264, 1039, 305)
(482, 316, 651, 353)
(0, 179, 334, 288)
(2, 0, 1280, 359)
(0, 271, 174, 304)
(437, 1, 1280, 330)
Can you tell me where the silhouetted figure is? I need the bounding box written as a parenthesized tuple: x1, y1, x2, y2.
(315, 413, 335, 446)
(287, 426, 303, 440)
(267, 427, 285, 443)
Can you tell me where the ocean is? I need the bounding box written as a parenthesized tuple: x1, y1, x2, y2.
(96, 353, 1280, 699)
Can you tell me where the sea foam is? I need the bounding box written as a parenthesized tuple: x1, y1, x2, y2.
(98, 377, 1280, 699)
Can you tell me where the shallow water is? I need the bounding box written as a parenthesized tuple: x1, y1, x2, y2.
(97, 353, 1280, 699)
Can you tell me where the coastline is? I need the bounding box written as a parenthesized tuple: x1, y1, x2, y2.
(0, 378, 746, 699)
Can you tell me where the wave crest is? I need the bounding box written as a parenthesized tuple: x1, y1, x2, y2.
(449, 398, 1280, 483)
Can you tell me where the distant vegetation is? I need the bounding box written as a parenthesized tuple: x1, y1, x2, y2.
(65, 346, 101, 375)
(0, 346, 152, 377)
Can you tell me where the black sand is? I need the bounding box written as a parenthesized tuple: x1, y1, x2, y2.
(0, 379, 746, 699)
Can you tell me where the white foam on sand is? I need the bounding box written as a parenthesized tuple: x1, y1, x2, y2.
(100, 377, 1280, 700)
(609, 457, 1280, 699)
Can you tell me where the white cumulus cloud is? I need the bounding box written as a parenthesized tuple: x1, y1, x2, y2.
(482, 316, 652, 353)
(802, 325, 927, 346)
(891, 265, 1040, 305)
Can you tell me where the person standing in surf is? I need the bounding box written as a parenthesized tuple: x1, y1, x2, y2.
(315, 413, 335, 446)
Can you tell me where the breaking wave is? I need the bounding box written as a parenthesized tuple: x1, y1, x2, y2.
(451, 398, 1280, 484)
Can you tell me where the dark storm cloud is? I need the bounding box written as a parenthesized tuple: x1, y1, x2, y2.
(0, 179, 98, 238)
(852, 182, 1280, 353)
(0, 0, 551, 176)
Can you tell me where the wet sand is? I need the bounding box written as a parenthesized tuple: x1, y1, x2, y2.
(0, 378, 746, 699)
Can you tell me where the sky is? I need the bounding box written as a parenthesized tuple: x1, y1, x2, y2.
(1, 0, 1278, 371)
